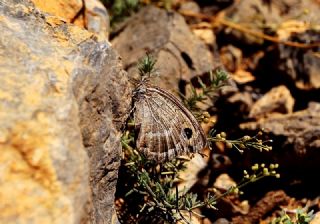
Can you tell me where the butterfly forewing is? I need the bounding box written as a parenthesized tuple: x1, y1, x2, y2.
(134, 85, 207, 162)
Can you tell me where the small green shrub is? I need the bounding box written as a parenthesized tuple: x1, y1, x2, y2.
(271, 208, 314, 224)
(117, 55, 279, 223)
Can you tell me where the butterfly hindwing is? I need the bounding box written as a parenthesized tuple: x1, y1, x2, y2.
(134, 85, 207, 162)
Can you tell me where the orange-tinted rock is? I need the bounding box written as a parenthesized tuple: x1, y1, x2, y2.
(0, 1, 89, 223)
(249, 85, 294, 119)
(0, 0, 130, 223)
(32, 0, 109, 39)
(32, 0, 83, 22)
(232, 191, 290, 224)
(311, 211, 320, 224)
(220, 45, 242, 73)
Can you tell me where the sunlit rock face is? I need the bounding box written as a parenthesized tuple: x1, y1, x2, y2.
(0, 0, 131, 223)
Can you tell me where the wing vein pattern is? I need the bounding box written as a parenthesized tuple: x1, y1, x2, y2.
(134, 85, 207, 162)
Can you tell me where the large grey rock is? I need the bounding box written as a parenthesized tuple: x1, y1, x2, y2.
(111, 6, 216, 92)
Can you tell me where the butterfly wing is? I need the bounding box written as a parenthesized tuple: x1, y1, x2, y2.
(134, 86, 207, 162)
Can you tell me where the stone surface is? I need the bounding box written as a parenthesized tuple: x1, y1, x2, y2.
(278, 41, 320, 90)
(226, 0, 320, 90)
(249, 85, 294, 119)
(31, 0, 83, 22)
(213, 218, 231, 224)
(241, 102, 320, 155)
(232, 191, 290, 224)
(111, 6, 215, 92)
(85, 0, 110, 39)
(179, 1, 200, 14)
(310, 211, 320, 224)
(32, 0, 110, 39)
(224, 0, 281, 45)
(192, 24, 216, 46)
(224, 0, 320, 45)
(0, 0, 131, 223)
(72, 38, 131, 224)
(227, 91, 254, 116)
(213, 173, 236, 191)
(220, 45, 242, 73)
(174, 154, 207, 193)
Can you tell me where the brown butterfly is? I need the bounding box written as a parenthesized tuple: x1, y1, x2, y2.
(133, 78, 207, 162)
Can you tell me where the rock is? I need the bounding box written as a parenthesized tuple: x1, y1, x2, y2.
(213, 173, 236, 191)
(232, 190, 290, 224)
(203, 217, 213, 224)
(179, 1, 201, 24)
(0, 0, 131, 223)
(73, 41, 131, 223)
(174, 154, 208, 194)
(241, 102, 320, 156)
(249, 85, 294, 119)
(83, 0, 110, 40)
(220, 45, 257, 84)
(311, 211, 320, 224)
(220, 45, 242, 73)
(278, 41, 320, 90)
(301, 49, 320, 90)
(179, 1, 200, 14)
(111, 6, 215, 92)
(224, 0, 320, 46)
(192, 23, 216, 46)
(31, 0, 83, 22)
(227, 91, 254, 116)
(224, 0, 281, 45)
(267, 20, 320, 91)
(32, 0, 110, 39)
(232, 70, 255, 84)
(213, 218, 231, 224)
(226, 0, 320, 90)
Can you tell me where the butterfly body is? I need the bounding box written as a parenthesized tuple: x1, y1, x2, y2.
(133, 82, 207, 162)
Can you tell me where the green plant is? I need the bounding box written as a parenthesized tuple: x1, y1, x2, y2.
(102, 0, 140, 25)
(271, 208, 314, 224)
(209, 130, 274, 154)
(117, 55, 280, 223)
(138, 53, 158, 78)
(121, 132, 217, 223)
(102, 0, 173, 26)
(120, 130, 280, 223)
(182, 69, 228, 114)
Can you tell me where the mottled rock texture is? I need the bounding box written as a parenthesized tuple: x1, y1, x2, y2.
(111, 6, 215, 92)
(32, 0, 110, 39)
(241, 102, 320, 157)
(232, 191, 290, 224)
(225, 0, 320, 90)
(31, 0, 83, 21)
(0, 0, 131, 223)
(249, 85, 294, 119)
(225, 0, 320, 45)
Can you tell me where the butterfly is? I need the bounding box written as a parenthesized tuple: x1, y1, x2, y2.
(132, 77, 207, 162)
